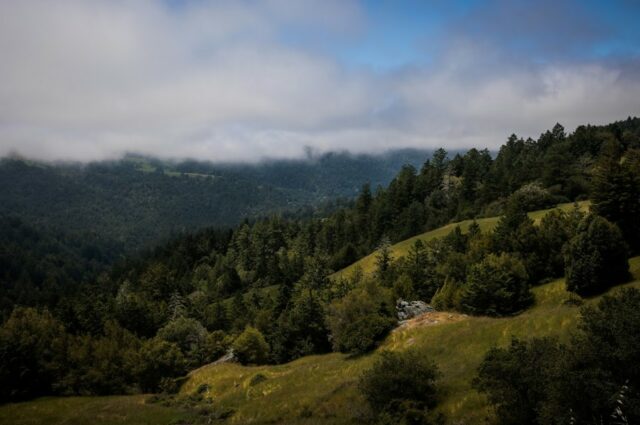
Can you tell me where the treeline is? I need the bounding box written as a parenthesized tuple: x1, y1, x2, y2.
(1, 117, 640, 403)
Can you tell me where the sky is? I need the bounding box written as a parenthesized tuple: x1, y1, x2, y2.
(1, 0, 639, 162)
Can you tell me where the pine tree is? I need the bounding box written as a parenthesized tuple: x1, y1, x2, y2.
(591, 141, 640, 253)
(564, 214, 629, 296)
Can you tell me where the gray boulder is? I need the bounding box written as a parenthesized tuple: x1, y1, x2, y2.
(396, 299, 435, 321)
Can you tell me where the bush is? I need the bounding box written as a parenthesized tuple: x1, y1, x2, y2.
(326, 281, 395, 354)
(507, 183, 564, 212)
(359, 350, 441, 424)
(459, 253, 533, 316)
(430, 278, 462, 311)
(474, 337, 562, 425)
(136, 338, 187, 392)
(545, 288, 640, 424)
(157, 316, 208, 366)
(232, 326, 270, 365)
(564, 214, 629, 296)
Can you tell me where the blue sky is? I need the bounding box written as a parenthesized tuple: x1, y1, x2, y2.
(0, 0, 639, 161)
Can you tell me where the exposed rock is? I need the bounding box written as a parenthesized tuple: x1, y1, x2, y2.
(213, 348, 237, 365)
(396, 299, 435, 321)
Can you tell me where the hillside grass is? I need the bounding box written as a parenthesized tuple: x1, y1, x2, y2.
(332, 201, 590, 280)
(177, 256, 640, 425)
(0, 395, 194, 425)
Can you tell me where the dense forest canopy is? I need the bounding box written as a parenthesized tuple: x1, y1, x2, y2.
(0, 149, 433, 252)
(1, 116, 640, 424)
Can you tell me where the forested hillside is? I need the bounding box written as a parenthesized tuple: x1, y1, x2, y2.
(1, 117, 640, 424)
(0, 149, 432, 252)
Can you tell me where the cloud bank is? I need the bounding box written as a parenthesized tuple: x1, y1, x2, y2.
(0, 0, 639, 162)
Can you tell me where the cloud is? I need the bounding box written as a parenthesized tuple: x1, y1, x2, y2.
(0, 0, 639, 162)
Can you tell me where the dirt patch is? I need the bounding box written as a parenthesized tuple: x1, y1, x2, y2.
(394, 311, 468, 331)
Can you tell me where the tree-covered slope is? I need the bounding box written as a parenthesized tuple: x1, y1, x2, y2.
(333, 201, 591, 280)
(3, 257, 638, 425)
(0, 149, 432, 252)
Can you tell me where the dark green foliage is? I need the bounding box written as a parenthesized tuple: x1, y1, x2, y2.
(374, 237, 394, 285)
(0, 217, 117, 323)
(62, 321, 141, 395)
(136, 338, 187, 393)
(536, 207, 584, 278)
(564, 214, 629, 296)
(157, 317, 208, 367)
(326, 281, 395, 354)
(460, 253, 533, 316)
(552, 288, 640, 424)
(474, 337, 562, 425)
(0, 308, 66, 401)
(591, 143, 640, 253)
(0, 151, 432, 252)
(476, 289, 640, 425)
(359, 350, 441, 424)
(232, 326, 270, 365)
(430, 279, 462, 311)
(270, 289, 331, 362)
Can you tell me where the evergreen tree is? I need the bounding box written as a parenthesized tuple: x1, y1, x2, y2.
(460, 253, 533, 316)
(591, 141, 640, 253)
(564, 214, 629, 296)
(374, 237, 393, 285)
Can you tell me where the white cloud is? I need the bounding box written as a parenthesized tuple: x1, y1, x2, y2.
(0, 0, 639, 162)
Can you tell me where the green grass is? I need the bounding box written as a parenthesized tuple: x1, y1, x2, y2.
(0, 395, 194, 425)
(179, 256, 640, 425)
(129, 158, 216, 179)
(332, 201, 590, 280)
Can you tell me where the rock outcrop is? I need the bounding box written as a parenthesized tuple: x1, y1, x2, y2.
(396, 299, 435, 321)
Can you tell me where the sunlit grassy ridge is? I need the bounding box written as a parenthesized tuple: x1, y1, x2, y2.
(332, 201, 590, 280)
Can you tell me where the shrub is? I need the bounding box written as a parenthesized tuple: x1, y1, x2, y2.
(564, 214, 629, 296)
(136, 338, 187, 393)
(157, 316, 208, 365)
(359, 350, 441, 424)
(459, 253, 533, 316)
(232, 326, 270, 365)
(430, 278, 462, 311)
(474, 337, 562, 425)
(507, 183, 563, 212)
(326, 281, 395, 354)
(544, 288, 640, 424)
